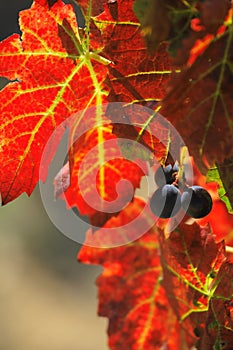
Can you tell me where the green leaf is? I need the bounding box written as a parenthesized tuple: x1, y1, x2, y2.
(207, 160, 233, 214)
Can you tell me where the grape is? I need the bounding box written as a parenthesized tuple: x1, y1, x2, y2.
(154, 163, 178, 187)
(181, 186, 212, 218)
(150, 184, 181, 218)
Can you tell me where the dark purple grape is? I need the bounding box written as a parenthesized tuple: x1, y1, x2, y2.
(150, 184, 181, 218)
(181, 186, 212, 218)
(154, 163, 179, 187)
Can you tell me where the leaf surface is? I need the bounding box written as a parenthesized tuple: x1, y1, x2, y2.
(76, 0, 105, 16)
(54, 104, 170, 227)
(0, 0, 108, 204)
(197, 262, 233, 350)
(173, 0, 231, 66)
(0, 0, 172, 205)
(158, 221, 233, 346)
(92, 0, 171, 105)
(78, 198, 190, 349)
(161, 4, 233, 171)
(63, 120, 147, 226)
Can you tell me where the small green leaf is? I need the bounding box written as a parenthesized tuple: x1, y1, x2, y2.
(207, 162, 233, 214)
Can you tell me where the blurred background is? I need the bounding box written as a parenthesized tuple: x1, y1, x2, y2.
(0, 1, 108, 349)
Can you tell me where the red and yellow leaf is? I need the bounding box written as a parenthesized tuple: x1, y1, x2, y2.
(161, 4, 233, 171)
(92, 0, 172, 105)
(0, 0, 173, 205)
(158, 221, 232, 346)
(1, 1, 233, 349)
(78, 198, 191, 349)
(63, 120, 147, 226)
(197, 262, 233, 350)
(0, 0, 108, 204)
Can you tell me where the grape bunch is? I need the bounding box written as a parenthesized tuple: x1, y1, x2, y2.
(150, 163, 212, 219)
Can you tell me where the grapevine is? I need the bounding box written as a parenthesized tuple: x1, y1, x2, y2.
(0, 0, 233, 349)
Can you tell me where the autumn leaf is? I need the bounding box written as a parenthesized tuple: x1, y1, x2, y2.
(133, 0, 230, 59)
(171, 0, 231, 66)
(36, 0, 59, 8)
(0, 0, 108, 204)
(196, 262, 233, 350)
(106, 104, 171, 165)
(198, 195, 233, 253)
(56, 103, 172, 227)
(1, 3, 233, 350)
(0, 0, 174, 206)
(53, 104, 171, 228)
(158, 221, 231, 346)
(76, 0, 106, 17)
(60, 118, 147, 227)
(78, 198, 192, 349)
(92, 0, 172, 105)
(161, 8, 233, 171)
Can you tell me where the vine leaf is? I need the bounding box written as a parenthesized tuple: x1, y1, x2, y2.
(158, 221, 233, 346)
(173, 0, 231, 66)
(199, 197, 233, 249)
(92, 0, 172, 105)
(107, 104, 171, 165)
(78, 198, 192, 349)
(54, 105, 170, 227)
(0, 0, 108, 204)
(74, 0, 106, 16)
(161, 4, 233, 172)
(0, 0, 172, 206)
(60, 120, 147, 227)
(196, 262, 233, 350)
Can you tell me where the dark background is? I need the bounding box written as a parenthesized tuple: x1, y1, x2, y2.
(0, 1, 108, 349)
(0, 0, 33, 40)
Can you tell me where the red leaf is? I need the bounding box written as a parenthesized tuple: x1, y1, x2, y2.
(63, 120, 147, 226)
(197, 0, 230, 34)
(55, 103, 170, 227)
(107, 104, 171, 164)
(93, 0, 172, 104)
(35, 0, 59, 8)
(161, 17, 233, 171)
(76, 0, 106, 16)
(0, 0, 175, 205)
(172, 0, 231, 66)
(197, 262, 233, 350)
(0, 0, 108, 204)
(158, 222, 227, 343)
(78, 198, 190, 349)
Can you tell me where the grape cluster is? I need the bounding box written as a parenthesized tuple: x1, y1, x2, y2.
(150, 163, 212, 219)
